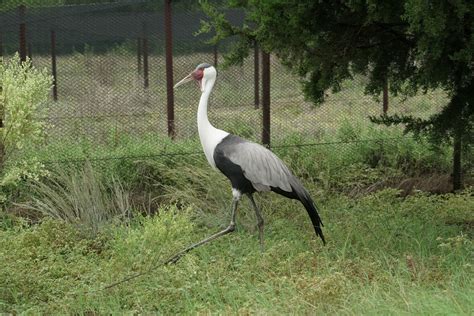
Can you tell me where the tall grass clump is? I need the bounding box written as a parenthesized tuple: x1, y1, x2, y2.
(17, 163, 131, 233)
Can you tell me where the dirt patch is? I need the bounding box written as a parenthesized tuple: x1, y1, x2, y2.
(350, 173, 473, 197)
(396, 174, 453, 196)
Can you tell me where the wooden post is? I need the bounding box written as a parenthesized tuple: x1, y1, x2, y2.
(137, 37, 142, 75)
(165, 0, 175, 138)
(19, 5, 27, 62)
(142, 23, 149, 89)
(28, 41, 32, 60)
(383, 78, 389, 114)
(261, 51, 270, 147)
(51, 30, 58, 101)
(0, 32, 3, 58)
(452, 133, 462, 191)
(254, 42, 260, 109)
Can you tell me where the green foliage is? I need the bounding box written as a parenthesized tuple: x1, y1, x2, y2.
(0, 158, 50, 207)
(7, 118, 458, 216)
(273, 119, 453, 194)
(0, 55, 53, 206)
(200, 0, 473, 147)
(0, 55, 52, 156)
(220, 118, 256, 139)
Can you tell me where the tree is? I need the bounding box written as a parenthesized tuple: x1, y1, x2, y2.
(200, 0, 473, 190)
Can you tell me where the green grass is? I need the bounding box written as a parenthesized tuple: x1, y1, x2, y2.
(14, 115, 457, 183)
(1, 52, 472, 314)
(1, 188, 473, 314)
(1, 135, 472, 314)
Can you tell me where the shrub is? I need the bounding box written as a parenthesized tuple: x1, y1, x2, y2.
(0, 54, 53, 206)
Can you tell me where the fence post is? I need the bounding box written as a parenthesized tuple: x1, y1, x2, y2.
(254, 42, 260, 109)
(142, 23, 149, 89)
(452, 133, 462, 191)
(28, 40, 32, 60)
(165, 0, 175, 138)
(137, 37, 142, 75)
(261, 51, 270, 147)
(383, 78, 388, 114)
(51, 30, 58, 101)
(19, 5, 27, 62)
(0, 32, 3, 58)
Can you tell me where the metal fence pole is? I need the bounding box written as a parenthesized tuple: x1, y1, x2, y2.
(453, 133, 462, 191)
(137, 37, 142, 75)
(262, 51, 270, 147)
(383, 79, 388, 114)
(254, 42, 260, 109)
(51, 30, 58, 101)
(0, 32, 3, 58)
(28, 41, 32, 60)
(165, 0, 175, 138)
(142, 23, 149, 89)
(19, 5, 27, 62)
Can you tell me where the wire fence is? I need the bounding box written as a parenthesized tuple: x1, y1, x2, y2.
(0, 1, 456, 173)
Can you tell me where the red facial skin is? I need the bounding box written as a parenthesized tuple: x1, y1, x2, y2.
(193, 68, 204, 89)
(193, 68, 204, 80)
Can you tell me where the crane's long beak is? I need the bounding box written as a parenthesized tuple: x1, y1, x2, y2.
(174, 73, 193, 89)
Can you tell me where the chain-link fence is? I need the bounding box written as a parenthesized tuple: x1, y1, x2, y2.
(2, 1, 465, 184)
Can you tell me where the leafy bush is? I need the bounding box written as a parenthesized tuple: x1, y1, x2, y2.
(0, 54, 53, 206)
(0, 54, 52, 162)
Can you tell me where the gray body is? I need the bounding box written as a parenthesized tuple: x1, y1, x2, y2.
(214, 134, 325, 243)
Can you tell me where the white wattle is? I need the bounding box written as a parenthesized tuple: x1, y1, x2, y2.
(197, 75, 229, 169)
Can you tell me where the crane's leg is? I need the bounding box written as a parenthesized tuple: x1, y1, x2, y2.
(165, 189, 241, 264)
(247, 194, 264, 252)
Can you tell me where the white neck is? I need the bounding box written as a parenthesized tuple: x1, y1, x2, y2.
(197, 76, 229, 168)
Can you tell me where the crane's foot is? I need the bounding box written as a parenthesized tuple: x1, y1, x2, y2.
(165, 223, 236, 265)
(166, 195, 240, 265)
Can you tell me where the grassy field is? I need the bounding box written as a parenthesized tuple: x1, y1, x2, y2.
(2, 119, 473, 314)
(1, 159, 473, 314)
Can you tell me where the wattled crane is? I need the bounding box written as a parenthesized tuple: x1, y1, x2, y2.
(172, 63, 325, 258)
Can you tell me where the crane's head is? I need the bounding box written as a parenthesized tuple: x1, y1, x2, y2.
(174, 63, 216, 93)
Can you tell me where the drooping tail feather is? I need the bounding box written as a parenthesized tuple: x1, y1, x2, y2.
(299, 194, 326, 244)
(290, 179, 326, 244)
